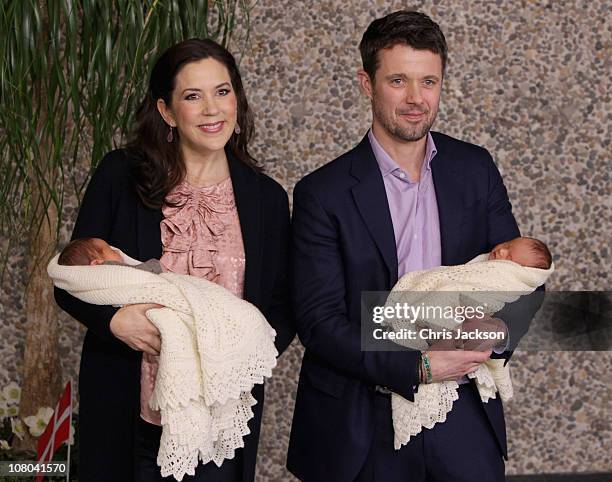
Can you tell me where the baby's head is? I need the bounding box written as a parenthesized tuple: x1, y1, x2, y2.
(58, 237, 123, 266)
(489, 236, 552, 269)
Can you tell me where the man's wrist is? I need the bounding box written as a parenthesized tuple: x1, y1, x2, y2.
(420, 351, 432, 383)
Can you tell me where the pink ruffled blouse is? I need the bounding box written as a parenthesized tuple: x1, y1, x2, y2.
(140, 177, 246, 425)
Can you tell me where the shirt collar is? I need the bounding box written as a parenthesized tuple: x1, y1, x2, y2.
(368, 128, 437, 177)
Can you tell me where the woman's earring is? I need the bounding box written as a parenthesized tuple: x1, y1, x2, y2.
(166, 126, 174, 143)
(234, 124, 241, 135)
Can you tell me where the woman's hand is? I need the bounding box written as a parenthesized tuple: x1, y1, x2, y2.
(109, 304, 163, 355)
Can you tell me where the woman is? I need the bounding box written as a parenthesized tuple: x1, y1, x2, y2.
(55, 38, 295, 482)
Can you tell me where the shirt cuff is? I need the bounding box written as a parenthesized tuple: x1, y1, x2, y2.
(493, 332, 510, 353)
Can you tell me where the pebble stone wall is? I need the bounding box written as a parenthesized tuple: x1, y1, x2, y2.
(1, 0, 609, 479)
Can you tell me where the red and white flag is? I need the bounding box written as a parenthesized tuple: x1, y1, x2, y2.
(35, 380, 72, 482)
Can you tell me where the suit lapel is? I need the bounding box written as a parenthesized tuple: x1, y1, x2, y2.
(430, 133, 464, 265)
(350, 136, 398, 284)
(228, 154, 262, 305)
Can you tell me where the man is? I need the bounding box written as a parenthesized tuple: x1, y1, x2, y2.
(288, 10, 532, 482)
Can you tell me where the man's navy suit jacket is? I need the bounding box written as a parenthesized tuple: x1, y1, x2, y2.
(287, 132, 522, 482)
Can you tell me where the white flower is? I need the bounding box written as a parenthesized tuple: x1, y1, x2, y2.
(0, 402, 7, 420)
(2, 382, 21, 405)
(11, 418, 25, 440)
(6, 405, 18, 417)
(0, 439, 9, 450)
(23, 407, 54, 437)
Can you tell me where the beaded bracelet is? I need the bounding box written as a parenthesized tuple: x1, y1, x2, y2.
(422, 351, 433, 384)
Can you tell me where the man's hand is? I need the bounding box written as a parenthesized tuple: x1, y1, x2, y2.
(109, 303, 163, 355)
(458, 315, 508, 352)
(426, 338, 492, 382)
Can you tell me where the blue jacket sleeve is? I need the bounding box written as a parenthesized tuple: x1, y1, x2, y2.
(482, 150, 544, 360)
(292, 181, 420, 401)
(266, 187, 296, 355)
(53, 152, 121, 342)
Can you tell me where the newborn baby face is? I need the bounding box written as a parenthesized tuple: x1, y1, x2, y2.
(488, 237, 539, 268)
(91, 239, 123, 265)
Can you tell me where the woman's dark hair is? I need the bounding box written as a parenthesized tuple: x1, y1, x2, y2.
(359, 10, 447, 82)
(127, 38, 258, 209)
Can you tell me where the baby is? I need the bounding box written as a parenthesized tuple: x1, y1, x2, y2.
(386, 235, 554, 449)
(456, 236, 552, 349)
(57, 236, 163, 426)
(48, 238, 278, 478)
(58, 237, 162, 273)
(400, 235, 552, 348)
(488, 236, 552, 269)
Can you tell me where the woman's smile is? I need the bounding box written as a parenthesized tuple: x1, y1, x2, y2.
(198, 121, 225, 134)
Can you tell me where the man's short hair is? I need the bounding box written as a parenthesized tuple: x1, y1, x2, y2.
(58, 238, 103, 266)
(359, 10, 448, 81)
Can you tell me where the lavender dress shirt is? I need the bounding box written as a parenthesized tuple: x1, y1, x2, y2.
(368, 130, 506, 387)
(368, 129, 441, 277)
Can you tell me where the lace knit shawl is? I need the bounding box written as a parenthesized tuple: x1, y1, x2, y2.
(387, 255, 554, 449)
(47, 252, 277, 480)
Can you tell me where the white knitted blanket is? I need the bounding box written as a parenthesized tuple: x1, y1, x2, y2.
(386, 255, 553, 449)
(47, 252, 278, 480)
